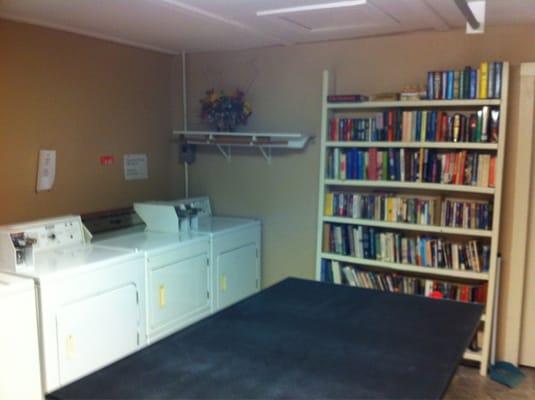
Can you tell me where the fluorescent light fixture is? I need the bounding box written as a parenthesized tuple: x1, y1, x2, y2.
(256, 0, 367, 16)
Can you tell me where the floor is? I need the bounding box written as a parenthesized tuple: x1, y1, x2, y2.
(445, 365, 535, 399)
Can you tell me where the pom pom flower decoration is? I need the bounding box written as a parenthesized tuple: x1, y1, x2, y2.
(200, 89, 252, 131)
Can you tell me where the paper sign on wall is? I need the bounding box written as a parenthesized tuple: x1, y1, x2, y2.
(36, 149, 56, 192)
(124, 154, 148, 180)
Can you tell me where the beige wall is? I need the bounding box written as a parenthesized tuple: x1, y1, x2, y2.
(0, 19, 175, 223)
(177, 25, 535, 362)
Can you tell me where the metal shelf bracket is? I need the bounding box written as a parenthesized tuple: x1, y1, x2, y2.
(216, 144, 231, 161)
(258, 146, 272, 164)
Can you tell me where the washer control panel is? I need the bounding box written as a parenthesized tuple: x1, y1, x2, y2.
(0, 216, 86, 272)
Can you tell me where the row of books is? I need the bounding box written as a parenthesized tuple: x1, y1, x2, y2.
(441, 198, 493, 230)
(326, 148, 496, 187)
(325, 192, 440, 225)
(320, 260, 487, 303)
(426, 62, 503, 100)
(324, 192, 493, 230)
(328, 108, 499, 143)
(322, 224, 490, 272)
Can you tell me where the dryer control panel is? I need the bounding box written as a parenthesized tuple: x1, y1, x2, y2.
(0, 216, 89, 272)
(161, 196, 213, 217)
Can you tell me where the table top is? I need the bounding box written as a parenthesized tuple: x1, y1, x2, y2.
(47, 278, 482, 399)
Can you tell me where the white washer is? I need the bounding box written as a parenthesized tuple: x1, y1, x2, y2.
(0, 273, 42, 400)
(135, 197, 262, 311)
(0, 216, 146, 393)
(94, 231, 212, 343)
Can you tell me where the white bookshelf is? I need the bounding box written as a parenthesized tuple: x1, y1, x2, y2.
(315, 65, 509, 376)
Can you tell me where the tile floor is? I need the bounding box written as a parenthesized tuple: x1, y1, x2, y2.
(445, 365, 535, 399)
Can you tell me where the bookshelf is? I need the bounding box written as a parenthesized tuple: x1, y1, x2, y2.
(315, 64, 509, 376)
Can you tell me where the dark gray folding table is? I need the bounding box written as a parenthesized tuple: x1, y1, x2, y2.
(47, 277, 482, 399)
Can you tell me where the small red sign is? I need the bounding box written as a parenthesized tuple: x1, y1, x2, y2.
(100, 155, 115, 166)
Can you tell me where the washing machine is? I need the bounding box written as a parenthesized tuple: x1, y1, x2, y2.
(135, 196, 261, 311)
(93, 229, 212, 344)
(0, 215, 146, 393)
(0, 273, 42, 400)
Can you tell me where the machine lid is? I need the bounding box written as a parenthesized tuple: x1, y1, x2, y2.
(19, 244, 140, 280)
(196, 217, 259, 234)
(96, 231, 208, 252)
(0, 272, 34, 296)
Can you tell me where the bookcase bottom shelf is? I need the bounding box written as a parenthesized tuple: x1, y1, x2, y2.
(321, 253, 489, 281)
(464, 349, 482, 362)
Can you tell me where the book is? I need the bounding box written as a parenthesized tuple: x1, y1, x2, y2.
(369, 92, 400, 101)
(331, 261, 342, 284)
(327, 94, 369, 103)
(480, 62, 489, 99)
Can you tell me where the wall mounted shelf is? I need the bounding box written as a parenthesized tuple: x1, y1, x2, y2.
(172, 130, 312, 163)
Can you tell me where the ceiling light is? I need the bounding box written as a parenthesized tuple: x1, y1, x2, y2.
(256, 1, 367, 17)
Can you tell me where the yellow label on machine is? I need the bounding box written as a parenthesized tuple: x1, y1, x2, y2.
(66, 334, 75, 360)
(159, 284, 166, 308)
(220, 274, 227, 292)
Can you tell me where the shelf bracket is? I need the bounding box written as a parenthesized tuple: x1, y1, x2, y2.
(258, 146, 272, 164)
(216, 144, 231, 161)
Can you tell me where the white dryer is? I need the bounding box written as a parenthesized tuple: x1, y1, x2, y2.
(135, 197, 261, 311)
(93, 230, 212, 344)
(0, 273, 42, 400)
(0, 216, 146, 393)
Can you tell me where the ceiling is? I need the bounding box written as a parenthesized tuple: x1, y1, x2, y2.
(0, 0, 534, 54)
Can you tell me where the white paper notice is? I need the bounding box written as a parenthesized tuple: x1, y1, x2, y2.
(124, 154, 148, 180)
(36, 149, 56, 192)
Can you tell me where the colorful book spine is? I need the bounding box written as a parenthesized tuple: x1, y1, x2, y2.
(329, 108, 499, 143)
(323, 261, 488, 303)
(323, 224, 491, 272)
(327, 148, 496, 187)
(426, 62, 503, 100)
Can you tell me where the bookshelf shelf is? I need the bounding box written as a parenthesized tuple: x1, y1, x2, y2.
(325, 141, 499, 150)
(321, 253, 490, 281)
(464, 349, 483, 362)
(316, 64, 509, 375)
(322, 216, 493, 238)
(327, 99, 501, 110)
(324, 179, 496, 194)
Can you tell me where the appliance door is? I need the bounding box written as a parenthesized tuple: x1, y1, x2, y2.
(56, 284, 139, 385)
(213, 224, 261, 310)
(0, 282, 42, 400)
(148, 241, 210, 342)
(38, 255, 146, 393)
(217, 243, 258, 310)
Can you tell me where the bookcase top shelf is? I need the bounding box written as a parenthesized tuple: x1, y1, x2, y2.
(324, 179, 496, 194)
(322, 216, 493, 238)
(325, 141, 498, 150)
(321, 253, 490, 281)
(327, 99, 501, 110)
